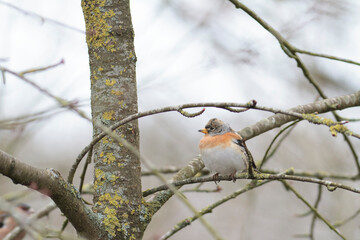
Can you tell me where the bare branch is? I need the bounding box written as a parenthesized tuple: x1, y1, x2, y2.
(259, 120, 300, 169)
(19, 59, 64, 75)
(333, 208, 360, 228)
(0, 1, 85, 34)
(293, 48, 360, 67)
(309, 185, 323, 240)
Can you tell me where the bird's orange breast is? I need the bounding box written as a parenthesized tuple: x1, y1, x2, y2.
(199, 132, 242, 149)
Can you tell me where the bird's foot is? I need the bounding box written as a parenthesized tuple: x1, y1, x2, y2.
(247, 166, 255, 179)
(229, 171, 237, 182)
(247, 166, 261, 179)
(212, 173, 220, 184)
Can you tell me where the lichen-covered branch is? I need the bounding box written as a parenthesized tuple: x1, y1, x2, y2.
(239, 91, 360, 140)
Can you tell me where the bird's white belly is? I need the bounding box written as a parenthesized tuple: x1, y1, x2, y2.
(201, 146, 247, 175)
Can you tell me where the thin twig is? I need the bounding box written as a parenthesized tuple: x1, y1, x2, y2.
(5, 202, 57, 240)
(283, 181, 345, 240)
(141, 167, 210, 177)
(161, 179, 271, 239)
(261, 168, 359, 181)
(0, 1, 85, 34)
(0, 198, 39, 240)
(0, 102, 89, 129)
(259, 120, 300, 169)
(293, 48, 360, 66)
(178, 108, 205, 117)
(333, 208, 360, 228)
(79, 147, 92, 194)
(310, 185, 323, 239)
(19, 59, 64, 75)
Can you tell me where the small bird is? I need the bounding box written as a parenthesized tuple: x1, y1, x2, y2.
(199, 118, 255, 183)
(0, 203, 33, 240)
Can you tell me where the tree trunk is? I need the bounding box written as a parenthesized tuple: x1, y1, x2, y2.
(81, 0, 142, 239)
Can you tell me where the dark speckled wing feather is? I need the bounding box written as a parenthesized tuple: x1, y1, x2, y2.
(232, 138, 257, 169)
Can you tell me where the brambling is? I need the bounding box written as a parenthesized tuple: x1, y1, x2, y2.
(0, 203, 33, 240)
(199, 118, 256, 183)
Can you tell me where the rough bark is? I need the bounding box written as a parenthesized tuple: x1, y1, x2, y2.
(82, 0, 142, 239)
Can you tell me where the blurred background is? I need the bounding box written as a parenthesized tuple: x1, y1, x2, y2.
(0, 0, 360, 239)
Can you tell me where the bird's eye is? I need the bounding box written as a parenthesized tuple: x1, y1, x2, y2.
(207, 126, 214, 131)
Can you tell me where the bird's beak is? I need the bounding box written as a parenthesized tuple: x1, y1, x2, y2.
(198, 128, 208, 134)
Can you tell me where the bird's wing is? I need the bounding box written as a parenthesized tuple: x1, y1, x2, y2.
(232, 138, 244, 147)
(226, 132, 244, 147)
(229, 132, 258, 170)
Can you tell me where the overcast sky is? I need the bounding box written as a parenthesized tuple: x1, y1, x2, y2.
(1, 1, 360, 239)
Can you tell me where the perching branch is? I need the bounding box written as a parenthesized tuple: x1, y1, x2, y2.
(143, 172, 360, 197)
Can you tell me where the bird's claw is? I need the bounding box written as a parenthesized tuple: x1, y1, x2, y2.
(212, 173, 220, 184)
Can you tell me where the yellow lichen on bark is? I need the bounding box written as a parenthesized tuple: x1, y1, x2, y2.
(82, 0, 117, 52)
(94, 168, 105, 188)
(302, 113, 353, 137)
(103, 207, 121, 237)
(329, 124, 352, 137)
(102, 111, 115, 120)
(105, 79, 117, 86)
(111, 90, 123, 95)
(102, 152, 116, 164)
(99, 192, 124, 206)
